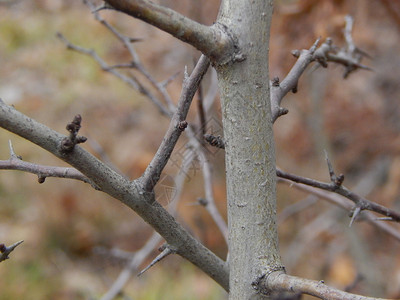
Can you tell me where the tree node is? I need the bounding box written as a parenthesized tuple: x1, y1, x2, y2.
(61, 114, 87, 153)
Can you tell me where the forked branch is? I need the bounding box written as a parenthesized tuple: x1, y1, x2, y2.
(276, 166, 400, 223)
(0, 99, 229, 290)
(103, 0, 238, 64)
(0, 140, 92, 185)
(271, 15, 371, 122)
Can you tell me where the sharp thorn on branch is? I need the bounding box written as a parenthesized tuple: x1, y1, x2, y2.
(309, 37, 321, 53)
(349, 206, 361, 227)
(375, 217, 395, 222)
(0, 240, 24, 263)
(137, 244, 175, 276)
(8, 140, 19, 159)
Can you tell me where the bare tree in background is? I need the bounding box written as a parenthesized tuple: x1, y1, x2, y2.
(0, 1, 399, 299)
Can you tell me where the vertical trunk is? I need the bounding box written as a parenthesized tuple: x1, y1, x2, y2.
(216, 1, 283, 298)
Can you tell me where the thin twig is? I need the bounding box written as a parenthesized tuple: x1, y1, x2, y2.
(57, 32, 170, 117)
(141, 55, 210, 192)
(0, 141, 94, 186)
(270, 38, 320, 123)
(101, 148, 195, 300)
(103, 0, 236, 64)
(100, 232, 162, 300)
(276, 168, 400, 222)
(197, 77, 206, 145)
(85, 0, 176, 112)
(278, 178, 400, 242)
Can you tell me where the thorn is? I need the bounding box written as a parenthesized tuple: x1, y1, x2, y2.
(375, 217, 394, 221)
(349, 206, 361, 227)
(0, 240, 24, 262)
(8, 140, 18, 159)
(324, 151, 335, 180)
(309, 37, 321, 53)
(137, 245, 175, 276)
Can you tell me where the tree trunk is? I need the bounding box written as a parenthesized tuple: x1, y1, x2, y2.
(216, 1, 283, 299)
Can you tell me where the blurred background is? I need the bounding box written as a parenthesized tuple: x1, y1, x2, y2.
(0, 0, 399, 299)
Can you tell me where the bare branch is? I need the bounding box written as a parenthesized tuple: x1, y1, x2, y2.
(271, 16, 371, 122)
(103, 0, 237, 64)
(276, 168, 400, 222)
(278, 178, 400, 242)
(197, 79, 206, 145)
(0, 150, 93, 186)
(100, 232, 162, 300)
(270, 38, 320, 123)
(84, 0, 176, 112)
(56, 32, 171, 117)
(101, 147, 195, 300)
(264, 271, 390, 300)
(141, 55, 210, 192)
(0, 99, 229, 290)
(0, 240, 23, 263)
(196, 144, 228, 243)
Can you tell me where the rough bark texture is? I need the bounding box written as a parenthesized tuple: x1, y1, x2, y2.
(216, 1, 283, 299)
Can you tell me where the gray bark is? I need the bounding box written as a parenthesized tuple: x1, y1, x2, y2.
(216, 1, 283, 299)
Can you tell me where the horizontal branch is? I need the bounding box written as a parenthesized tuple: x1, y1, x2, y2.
(276, 168, 400, 222)
(265, 271, 389, 300)
(0, 140, 92, 185)
(103, 0, 238, 64)
(0, 157, 92, 185)
(278, 178, 400, 242)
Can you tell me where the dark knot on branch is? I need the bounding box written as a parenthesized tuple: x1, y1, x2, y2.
(204, 134, 225, 149)
(61, 114, 87, 153)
